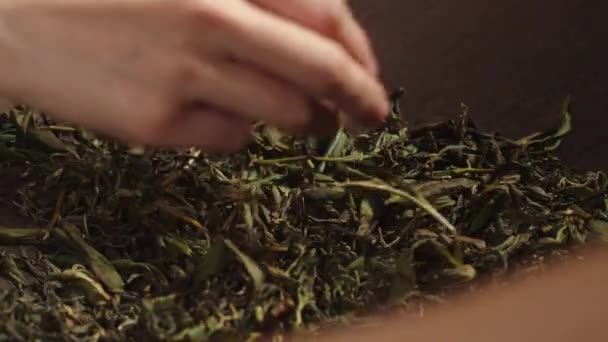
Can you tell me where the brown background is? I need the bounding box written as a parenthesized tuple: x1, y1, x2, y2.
(350, 0, 608, 171)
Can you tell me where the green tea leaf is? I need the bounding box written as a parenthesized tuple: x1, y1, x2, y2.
(55, 222, 125, 293)
(356, 197, 375, 236)
(193, 240, 231, 286)
(0, 254, 30, 286)
(224, 240, 265, 291)
(0, 226, 49, 244)
(0, 88, 604, 340)
(590, 220, 608, 242)
(48, 267, 112, 305)
(388, 249, 416, 301)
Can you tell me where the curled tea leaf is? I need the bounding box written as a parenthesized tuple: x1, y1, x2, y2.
(48, 267, 112, 306)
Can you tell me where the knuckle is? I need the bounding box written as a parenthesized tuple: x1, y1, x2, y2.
(169, 58, 201, 88)
(137, 102, 179, 143)
(181, 0, 238, 32)
(320, 1, 347, 34)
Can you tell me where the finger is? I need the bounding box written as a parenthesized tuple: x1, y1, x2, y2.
(307, 100, 341, 137)
(184, 58, 339, 136)
(215, 2, 390, 127)
(318, 98, 385, 135)
(150, 108, 253, 152)
(248, 0, 379, 75)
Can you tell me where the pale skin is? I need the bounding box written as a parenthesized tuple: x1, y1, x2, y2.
(0, 0, 389, 151)
(1, 1, 607, 341)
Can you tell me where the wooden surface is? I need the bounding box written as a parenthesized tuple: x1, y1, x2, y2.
(350, 0, 608, 170)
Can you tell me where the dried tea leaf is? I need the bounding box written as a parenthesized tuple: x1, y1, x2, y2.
(385, 178, 478, 206)
(388, 249, 416, 301)
(0, 88, 604, 340)
(192, 240, 231, 286)
(345, 180, 457, 233)
(112, 259, 169, 286)
(224, 239, 265, 291)
(590, 220, 608, 242)
(170, 323, 209, 342)
(346, 256, 366, 272)
(495, 234, 532, 255)
(447, 264, 477, 281)
(48, 267, 112, 305)
(516, 95, 572, 150)
(156, 201, 205, 233)
(318, 128, 349, 173)
(143, 293, 178, 312)
(356, 197, 375, 236)
(466, 190, 508, 234)
(303, 186, 346, 201)
(162, 235, 194, 258)
(12, 111, 79, 157)
(55, 223, 125, 293)
(0, 226, 49, 244)
(0, 254, 30, 286)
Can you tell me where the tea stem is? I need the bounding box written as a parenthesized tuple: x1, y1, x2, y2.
(342, 180, 457, 233)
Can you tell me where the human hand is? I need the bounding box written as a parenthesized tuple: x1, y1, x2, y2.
(0, 0, 388, 152)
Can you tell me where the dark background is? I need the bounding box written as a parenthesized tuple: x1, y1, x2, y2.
(350, 0, 608, 171)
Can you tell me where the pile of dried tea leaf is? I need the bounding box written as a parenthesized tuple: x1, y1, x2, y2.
(1, 90, 607, 341)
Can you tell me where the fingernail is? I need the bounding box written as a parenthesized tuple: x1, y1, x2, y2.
(371, 97, 390, 121)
